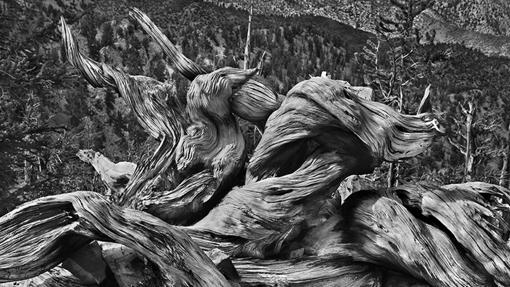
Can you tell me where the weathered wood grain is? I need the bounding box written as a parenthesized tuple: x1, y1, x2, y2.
(0, 192, 230, 287)
(395, 182, 510, 286)
(248, 77, 443, 182)
(62, 17, 185, 204)
(192, 151, 350, 257)
(0, 268, 92, 287)
(339, 190, 494, 287)
(62, 16, 259, 225)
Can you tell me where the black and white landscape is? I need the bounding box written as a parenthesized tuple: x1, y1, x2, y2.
(1, 1, 510, 286)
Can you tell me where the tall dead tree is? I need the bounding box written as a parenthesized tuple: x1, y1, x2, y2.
(0, 9, 509, 287)
(499, 122, 510, 187)
(243, 5, 253, 70)
(449, 95, 477, 182)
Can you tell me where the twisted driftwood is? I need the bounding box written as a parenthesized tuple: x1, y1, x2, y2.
(1, 8, 509, 287)
(0, 191, 229, 287)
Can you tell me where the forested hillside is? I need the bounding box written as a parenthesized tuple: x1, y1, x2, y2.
(2, 0, 510, 215)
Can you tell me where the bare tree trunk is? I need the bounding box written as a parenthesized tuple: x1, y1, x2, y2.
(243, 5, 253, 70)
(388, 87, 405, 187)
(500, 123, 510, 187)
(23, 159, 30, 185)
(500, 146, 509, 187)
(464, 101, 475, 181)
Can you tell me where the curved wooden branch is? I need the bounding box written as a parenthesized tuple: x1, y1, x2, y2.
(247, 77, 443, 182)
(61, 16, 187, 139)
(128, 68, 258, 224)
(394, 182, 510, 286)
(337, 190, 494, 287)
(128, 8, 207, 80)
(60, 17, 116, 88)
(62, 15, 271, 222)
(129, 8, 282, 125)
(62, 19, 185, 139)
(0, 192, 230, 287)
(62, 16, 188, 201)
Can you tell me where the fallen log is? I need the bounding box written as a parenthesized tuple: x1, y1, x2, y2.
(0, 191, 230, 287)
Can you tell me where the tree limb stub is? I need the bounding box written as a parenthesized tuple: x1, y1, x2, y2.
(76, 149, 136, 195)
(60, 16, 116, 89)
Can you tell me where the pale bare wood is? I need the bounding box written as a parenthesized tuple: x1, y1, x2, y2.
(0, 268, 90, 287)
(77, 149, 136, 195)
(396, 182, 510, 286)
(98, 242, 147, 287)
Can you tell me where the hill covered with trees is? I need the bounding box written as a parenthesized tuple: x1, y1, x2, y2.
(2, 0, 510, 213)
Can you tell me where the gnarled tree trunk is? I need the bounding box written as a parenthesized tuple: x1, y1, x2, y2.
(0, 9, 509, 287)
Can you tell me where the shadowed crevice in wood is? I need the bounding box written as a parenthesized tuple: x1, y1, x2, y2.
(0, 268, 93, 287)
